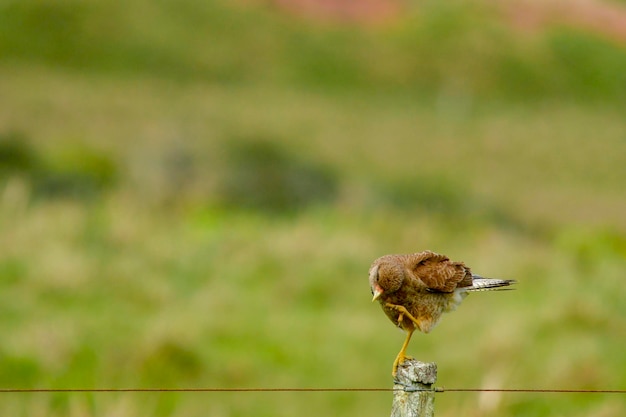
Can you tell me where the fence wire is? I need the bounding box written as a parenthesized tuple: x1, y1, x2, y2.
(1, 387, 624, 394)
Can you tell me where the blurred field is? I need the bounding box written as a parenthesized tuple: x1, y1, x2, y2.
(1, 1, 625, 416)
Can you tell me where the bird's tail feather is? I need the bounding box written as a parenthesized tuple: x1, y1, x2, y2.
(468, 275, 516, 291)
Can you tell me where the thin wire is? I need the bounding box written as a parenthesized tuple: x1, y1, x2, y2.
(0, 388, 390, 393)
(0, 387, 624, 394)
(437, 388, 626, 394)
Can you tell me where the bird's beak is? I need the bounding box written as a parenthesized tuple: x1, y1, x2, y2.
(372, 286, 383, 302)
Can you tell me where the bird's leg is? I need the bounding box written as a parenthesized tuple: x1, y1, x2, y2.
(384, 303, 422, 331)
(385, 303, 422, 376)
(392, 329, 414, 377)
(397, 312, 404, 327)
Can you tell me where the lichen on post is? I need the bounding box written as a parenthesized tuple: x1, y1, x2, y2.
(391, 360, 437, 417)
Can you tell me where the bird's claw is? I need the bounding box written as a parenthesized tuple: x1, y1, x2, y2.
(391, 352, 414, 377)
(385, 303, 422, 330)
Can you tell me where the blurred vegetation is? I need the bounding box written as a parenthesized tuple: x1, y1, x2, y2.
(217, 139, 339, 214)
(1, 0, 626, 101)
(0, 0, 625, 417)
(0, 133, 117, 200)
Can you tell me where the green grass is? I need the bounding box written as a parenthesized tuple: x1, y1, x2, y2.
(1, 0, 626, 416)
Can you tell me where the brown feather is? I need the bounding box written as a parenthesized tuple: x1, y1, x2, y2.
(369, 250, 515, 375)
(404, 251, 473, 292)
(369, 250, 514, 334)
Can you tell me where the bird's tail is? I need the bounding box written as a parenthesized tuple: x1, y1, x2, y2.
(467, 275, 516, 292)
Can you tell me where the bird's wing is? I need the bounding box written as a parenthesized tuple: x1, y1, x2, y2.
(404, 251, 472, 293)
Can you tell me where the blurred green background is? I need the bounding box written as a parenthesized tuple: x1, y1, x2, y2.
(1, 0, 625, 416)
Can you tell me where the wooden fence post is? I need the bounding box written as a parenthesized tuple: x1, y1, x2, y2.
(391, 360, 437, 417)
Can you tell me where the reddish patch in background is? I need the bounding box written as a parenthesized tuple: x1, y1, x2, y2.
(251, 0, 626, 43)
(504, 0, 626, 43)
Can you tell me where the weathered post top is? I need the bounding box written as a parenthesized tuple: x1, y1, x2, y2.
(391, 360, 437, 417)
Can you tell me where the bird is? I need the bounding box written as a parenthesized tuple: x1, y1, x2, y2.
(369, 250, 515, 376)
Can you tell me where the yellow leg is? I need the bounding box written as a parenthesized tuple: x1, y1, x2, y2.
(392, 329, 414, 376)
(385, 303, 422, 330)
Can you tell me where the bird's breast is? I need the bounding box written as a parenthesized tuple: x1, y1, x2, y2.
(380, 290, 458, 334)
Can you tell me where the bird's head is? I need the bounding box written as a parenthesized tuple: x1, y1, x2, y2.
(369, 255, 405, 302)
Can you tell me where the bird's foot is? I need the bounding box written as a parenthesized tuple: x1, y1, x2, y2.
(391, 352, 413, 377)
(385, 303, 422, 330)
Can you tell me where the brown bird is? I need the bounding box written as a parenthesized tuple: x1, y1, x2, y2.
(369, 250, 515, 376)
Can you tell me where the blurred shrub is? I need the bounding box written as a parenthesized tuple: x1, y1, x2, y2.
(284, 29, 371, 89)
(217, 139, 339, 214)
(494, 29, 626, 101)
(547, 29, 626, 101)
(32, 146, 118, 200)
(0, 352, 41, 387)
(140, 340, 203, 384)
(0, 132, 118, 201)
(0, 0, 279, 81)
(0, 1, 87, 64)
(0, 132, 41, 180)
(375, 176, 465, 213)
(373, 175, 529, 232)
